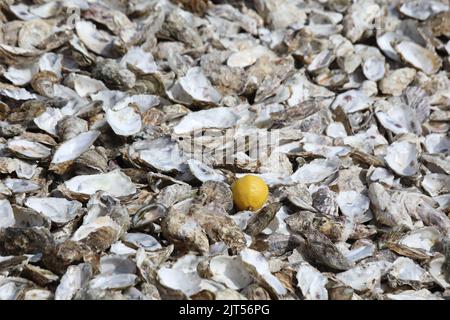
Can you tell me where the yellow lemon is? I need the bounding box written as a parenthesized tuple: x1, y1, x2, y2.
(231, 175, 269, 211)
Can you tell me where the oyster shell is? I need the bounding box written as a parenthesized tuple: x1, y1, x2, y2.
(395, 41, 442, 75)
(24, 197, 82, 225)
(296, 262, 328, 300)
(0, 199, 15, 228)
(168, 67, 221, 106)
(61, 170, 137, 200)
(239, 248, 287, 298)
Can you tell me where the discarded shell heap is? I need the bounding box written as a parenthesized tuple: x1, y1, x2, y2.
(0, 0, 449, 301)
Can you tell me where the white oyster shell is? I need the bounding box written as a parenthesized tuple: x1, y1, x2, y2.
(208, 255, 253, 290)
(25, 197, 82, 224)
(0, 199, 15, 228)
(63, 170, 136, 198)
(52, 131, 100, 164)
(384, 140, 418, 176)
(336, 260, 392, 292)
(395, 41, 442, 75)
(169, 67, 221, 105)
(187, 159, 225, 182)
(34, 107, 64, 136)
(75, 20, 115, 56)
(120, 47, 157, 74)
(174, 107, 238, 134)
(122, 233, 162, 252)
(239, 248, 287, 296)
(55, 263, 93, 300)
(135, 137, 186, 172)
(89, 274, 137, 290)
(422, 174, 450, 197)
(4, 178, 40, 193)
(72, 216, 121, 242)
(296, 262, 328, 300)
(336, 191, 371, 223)
(291, 158, 339, 184)
(331, 90, 372, 113)
(227, 46, 276, 68)
(399, 0, 448, 21)
(388, 257, 433, 287)
(386, 289, 443, 300)
(7, 138, 51, 160)
(106, 107, 142, 137)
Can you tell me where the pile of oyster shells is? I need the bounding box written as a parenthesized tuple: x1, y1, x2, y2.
(0, 0, 449, 300)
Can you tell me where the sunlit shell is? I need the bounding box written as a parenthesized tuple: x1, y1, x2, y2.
(89, 274, 137, 290)
(18, 19, 54, 50)
(239, 248, 287, 297)
(62, 170, 137, 199)
(132, 137, 187, 172)
(291, 158, 339, 184)
(395, 41, 442, 75)
(34, 107, 64, 136)
(168, 67, 222, 105)
(296, 262, 328, 300)
(380, 68, 416, 97)
(0, 199, 15, 228)
(399, 0, 448, 21)
(331, 90, 372, 113)
(387, 257, 434, 289)
(174, 107, 238, 134)
(4, 178, 40, 194)
(336, 260, 392, 292)
(55, 263, 92, 300)
(7, 138, 51, 160)
(384, 140, 419, 176)
(106, 107, 142, 136)
(4, 63, 39, 86)
(75, 20, 116, 56)
(51, 131, 100, 166)
(336, 191, 371, 223)
(422, 174, 450, 197)
(122, 233, 162, 252)
(424, 134, 450, 154)
(227, 45, 276, 68)
(25, 197, 82, 224)
(376, 32, 403, 62)
(187, 159, 225, 182)
(120, 47, 157, 74)
(205, 255, 253, 290)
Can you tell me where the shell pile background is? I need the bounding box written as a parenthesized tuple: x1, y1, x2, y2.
(0, 0, 450, 300)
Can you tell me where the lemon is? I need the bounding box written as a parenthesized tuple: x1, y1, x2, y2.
(231, 175, 269, 211)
